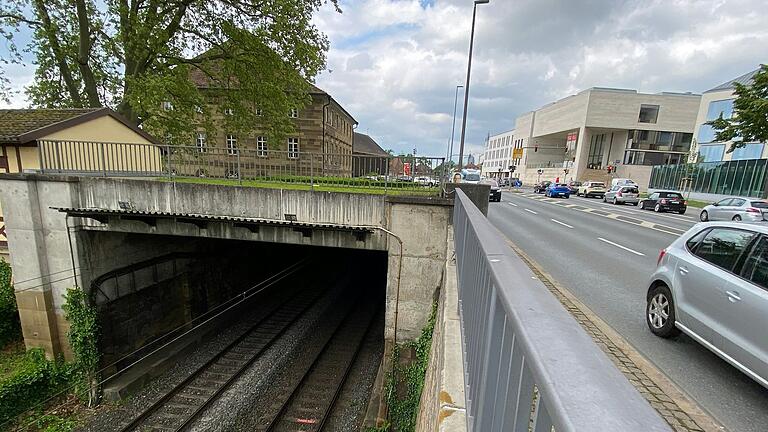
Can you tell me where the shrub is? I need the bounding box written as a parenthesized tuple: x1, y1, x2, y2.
(62, 287, 100, 406)
(0, 349, 71, 425)
(0, 259, 20, 347)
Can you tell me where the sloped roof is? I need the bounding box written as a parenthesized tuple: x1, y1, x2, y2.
(353, 132, 388, 156)
(0, 108, 158, 145)
(705, 68, 761, 93)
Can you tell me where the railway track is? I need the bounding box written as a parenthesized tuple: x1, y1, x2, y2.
(117, 286, 325, 432)
(258, 296, 381, 432)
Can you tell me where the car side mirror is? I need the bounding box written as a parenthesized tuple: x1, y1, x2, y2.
(711, 202, 718, 206)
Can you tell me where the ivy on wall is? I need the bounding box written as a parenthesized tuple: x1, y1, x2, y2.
(375, 300, 438, 432)
(62, 287, 100, 407)
(0, 259, 20, 347)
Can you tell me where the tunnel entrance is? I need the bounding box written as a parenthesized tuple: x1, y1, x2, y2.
(78, 230, 388, 431)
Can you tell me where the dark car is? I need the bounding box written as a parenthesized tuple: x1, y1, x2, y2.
(640, 191, 687, 214)
(545, 183, 571, 198)
(481, 179, 502, 202)
(567, 181, 581, 194)
(534, 181, 551, 194)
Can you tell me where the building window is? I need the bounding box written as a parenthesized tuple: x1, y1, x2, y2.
(697, 144, 725, 162)
(588, 134, 605, 169)
(196, 132, 207, 153)
(638, 104, 660, 123)
(162, 101, 173, 111)
(226, 134, 238, 155)
(698, 99, 735, 144)
(288, 138, 299, 159)
(289, 108, 299, 118)
(257, 136, 268, 157)
(731, 143, 764, 160)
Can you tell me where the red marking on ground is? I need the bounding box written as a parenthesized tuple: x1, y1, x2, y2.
(295, 418, 317, 424)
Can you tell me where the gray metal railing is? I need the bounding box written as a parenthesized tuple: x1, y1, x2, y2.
(36, 140, 447, 196)
(453, 189, 670, 432)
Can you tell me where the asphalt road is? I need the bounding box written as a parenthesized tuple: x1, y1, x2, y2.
(488, 190, 768, 432)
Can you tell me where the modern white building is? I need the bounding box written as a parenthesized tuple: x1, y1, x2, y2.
(692, 68, 764, 163)
(511, 87, 701, 185)
(481, 129, 516, 178)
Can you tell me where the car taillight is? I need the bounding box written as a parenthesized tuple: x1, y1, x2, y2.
(747, 207, 761, 213)
(660, 199, 668, 204)
(617, 191, 623, 197)
(683, 200, 688, 206)
(657, 249, 667, 266)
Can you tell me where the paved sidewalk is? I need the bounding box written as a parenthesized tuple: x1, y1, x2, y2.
(509, 242, 726, 432)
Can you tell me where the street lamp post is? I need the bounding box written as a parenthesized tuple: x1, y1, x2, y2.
(457, 0, 490, 171)
(447, 85, 464, 169)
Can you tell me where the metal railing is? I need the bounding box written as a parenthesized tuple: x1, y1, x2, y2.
(37, 140, 447, 196)
(649, 158, 768, 198)
(453, 189, 670, 432)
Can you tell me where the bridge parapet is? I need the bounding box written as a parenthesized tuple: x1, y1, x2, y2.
(453, 189, 670, 431)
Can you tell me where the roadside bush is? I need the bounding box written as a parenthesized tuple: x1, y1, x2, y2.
(0, 259, 20, 347)
(0, 348, 71, 425)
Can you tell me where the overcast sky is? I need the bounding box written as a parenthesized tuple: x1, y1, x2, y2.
(2, 0, 766, 159)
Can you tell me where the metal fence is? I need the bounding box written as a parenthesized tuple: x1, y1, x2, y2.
(37, 140, 446, 195)
(649, 159, 768, 198)
(453, 189, 670, 432)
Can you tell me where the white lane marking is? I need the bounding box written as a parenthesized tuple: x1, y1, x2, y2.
(597, 237, 645, 256)
(550, 218, 574, 229)
(508, 202, 518, 207)
(524, 208, 538, 215)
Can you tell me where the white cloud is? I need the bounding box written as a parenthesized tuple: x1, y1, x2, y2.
(314, 0, 768, 159)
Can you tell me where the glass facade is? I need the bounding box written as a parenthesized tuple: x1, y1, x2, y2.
(698, 99, 735, 144)
(649, 159, 768, 198)
(626, 130, 692, 152)
(697, 144, 725, 162)
(587, 133, 605, 169)
(732, 143, 764, 160)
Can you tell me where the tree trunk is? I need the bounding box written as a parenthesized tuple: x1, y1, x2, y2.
(75, 0, 102, 107)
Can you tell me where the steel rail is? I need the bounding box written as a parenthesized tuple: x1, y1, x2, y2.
(118, 282, 323, 432)
(263, 295, 375, 432)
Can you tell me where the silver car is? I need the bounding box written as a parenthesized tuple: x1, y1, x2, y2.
(603, 185, 640, 205)
(646, 222, 768, 388)
(699, 197, 768, 222)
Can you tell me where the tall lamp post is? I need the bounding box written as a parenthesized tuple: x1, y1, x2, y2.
(457, 0, 490, 170)
(446, 85, 464, 170)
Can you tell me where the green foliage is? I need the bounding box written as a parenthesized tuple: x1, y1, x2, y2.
(0, 259, 20, 348)
(383, 301, 438, 432)
(0, 0, 340, 146)
(707, 64, 768, 152)
(0, 348, 72, 425)
(62, 287, 99, 406)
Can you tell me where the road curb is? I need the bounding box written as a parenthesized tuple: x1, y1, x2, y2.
(507, 241, 727, 432)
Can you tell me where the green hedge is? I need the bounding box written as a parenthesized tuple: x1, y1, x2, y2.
(0, 259, 20, 347)
(0, 349, 71, 425)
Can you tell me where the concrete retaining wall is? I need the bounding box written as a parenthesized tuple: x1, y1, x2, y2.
(0, 174, 452, 358)
(416, 226, 466, 432)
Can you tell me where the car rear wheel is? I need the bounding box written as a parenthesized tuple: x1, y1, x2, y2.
(613, 197, 618, 205)
(646, 284, 680, 338)
(678, 209, 686, 215)
(654, 204, 662, 212)
(700, 210, 709, 222)
(733, 215, 742, 221)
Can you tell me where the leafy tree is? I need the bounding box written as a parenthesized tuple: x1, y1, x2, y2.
(707, 64, 768, 152)
(0, 0, 339, 144)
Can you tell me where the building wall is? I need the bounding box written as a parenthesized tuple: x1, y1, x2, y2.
(41, 116, 155, 145)
(531, 91, 589, 137)
(194, 92, 356, 174)
(482, 130, 515, 177)
(586, 90, 700, 132)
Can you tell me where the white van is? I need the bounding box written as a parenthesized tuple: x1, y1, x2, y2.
(461, 169, 482, 184)
(611, 178, 638, 188)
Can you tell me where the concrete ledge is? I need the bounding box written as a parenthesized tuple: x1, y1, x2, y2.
(385, 195, 453, 206)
